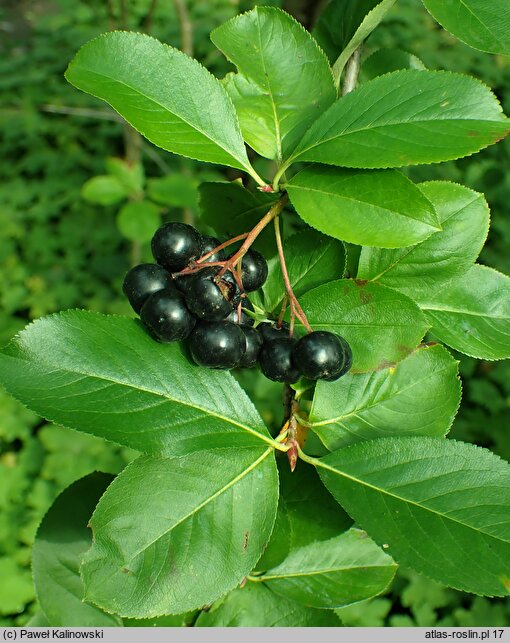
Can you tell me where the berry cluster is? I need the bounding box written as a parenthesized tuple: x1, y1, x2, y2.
(123, 222, 352, 383)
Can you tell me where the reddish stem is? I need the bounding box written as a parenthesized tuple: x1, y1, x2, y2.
(219, 196, 288, 277)
(274, 215, 313, 333)
(196, 232, 249, 264)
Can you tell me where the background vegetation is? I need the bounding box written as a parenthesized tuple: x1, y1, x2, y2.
(1, 0, 510, 626)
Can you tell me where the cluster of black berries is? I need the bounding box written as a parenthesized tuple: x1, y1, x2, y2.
(123, 222, 352, 383)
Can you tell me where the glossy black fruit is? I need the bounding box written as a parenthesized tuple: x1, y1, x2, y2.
(226, 298, 255, 326)
(238, 250, 268, 292)
(122, 263, 173, 313)
(151, 222, 202, 271)
(140, 289, 196, 342)
(258, 321, 290, 343)
(238, 325, 263, 368)
(200, 235, 225, 263)
(259, 337, 300, 383)
(293, 331, 352, 381)
(188, 321, 246, 369)
(185, 267, 234, 321)
(173, 272, 195, 294)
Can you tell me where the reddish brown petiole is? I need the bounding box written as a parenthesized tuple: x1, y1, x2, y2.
(274, 215, 312, 334)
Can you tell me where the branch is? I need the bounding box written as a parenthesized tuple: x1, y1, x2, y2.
(41, 104, 123, 122)
(173, 0, 193, 57)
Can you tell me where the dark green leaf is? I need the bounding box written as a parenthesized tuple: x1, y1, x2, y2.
(310, 344, 461, 450)
(314, 0, 397, 78)
(32, 473, 120, 626)
(66, 32, 255, 174)
(261, 528, 397, 608)
(360, 48, 426, 83)
(0, 311, 274, 455)
(81, 448, 278, 617)
(318, 436, 510, 596)
(287, 166, 440, 248)
(198, 181, 276, 254)
(358, 181, 490, 301)
(299, 280, 429, 372)
(421, 265, 510, 360)
(195, 583, 340, 626)
(211, 7, 335, 160)
(262, 229, 345, 314)
(116, 201, 160, 243)
(287, 71, 510, 169)
(423, 0, 510, 56)
(256, 462, 353, 571)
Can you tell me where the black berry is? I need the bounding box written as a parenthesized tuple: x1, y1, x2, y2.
(292, 331, 352, 381)
(200, 235, 225, 263)
(258, 321, 290, 343)
(151, 222, 202, 271)
(188, 321, 246, 369)
(173, 272, 195, 295)
(238, 325, 263, 368)
(238, 250, 268, 291)
(185, 268, 234, 321)
(140, 289, 196, 342)
(258, 337, 300, 383)
(122, 263, 173, 313)
(226, 298, 255, 326)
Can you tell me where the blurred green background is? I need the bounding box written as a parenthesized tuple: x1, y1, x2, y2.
(1, 0, 510, 627)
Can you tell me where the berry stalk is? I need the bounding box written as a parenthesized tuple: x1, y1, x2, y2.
(219, 195, 288, 277)
(273, 215, 313, 334)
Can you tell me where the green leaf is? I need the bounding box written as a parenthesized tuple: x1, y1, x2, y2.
(360, 48, 426, 82)
(318, 437, 510, 596)
(65, 32, 254, 173)
(279, 462, 353, 550)
(262, 229, 345, 314)
(211, 7, 336, 160)
(195, 583, 340, 627)
(0, 311, 274, 455)
(256, 462, 353, 571)
(261, 528, 397, 608)
(421, 265, 510, 360)
(287, 70, 510, 169)
(32, 473, 120, 626)
(105, 157, 144, 196)
(299, 280, 429, 372)
(357, 181, 490, 301)
(81, 448, 278, 617)
(310, 344, 461, 450)
(314, 0, 397, 77)
(422, 0, 510, 56)
(198, 181, 276, 254)
(116, 200, 161, 243)
(81, 175, 128, 206)
(287, 166, 440, 248)
(147, 175, 198, 208)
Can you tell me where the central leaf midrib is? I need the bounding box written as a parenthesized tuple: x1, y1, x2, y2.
(261, 562, 395, 581)
(317, 459, 510, 546)
(124, 447, 273, 563)
(73, 65, 247, 167)
(10, 352, 273, 447)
